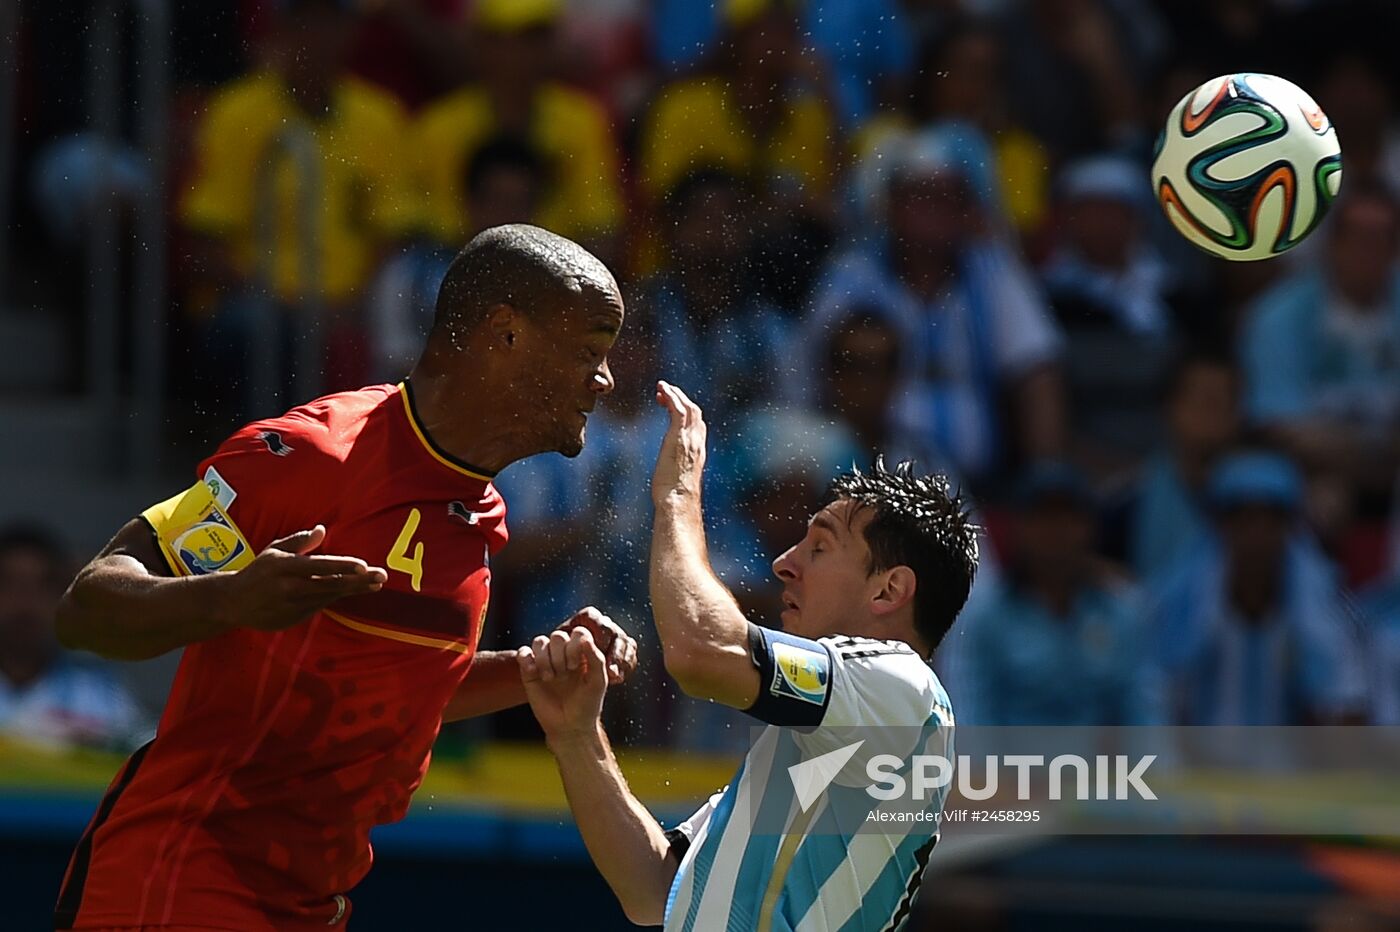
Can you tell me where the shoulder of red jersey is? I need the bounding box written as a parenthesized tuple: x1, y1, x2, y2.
(141, 386, 401, 574)
(222, 384, 399, 467)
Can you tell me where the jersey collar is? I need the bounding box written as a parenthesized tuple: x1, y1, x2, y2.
(398, 380, 497, 482)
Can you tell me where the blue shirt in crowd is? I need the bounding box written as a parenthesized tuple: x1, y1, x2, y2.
(1242, 269, 1400, 430)
(1129, 452, 1212, 581)
(953, 575, 1159, 726)
(645, 275, 794, 430)
(1150, 536, 1368, 725)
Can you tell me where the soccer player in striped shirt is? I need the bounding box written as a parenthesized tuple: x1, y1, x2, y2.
(518, 381, 979, 931)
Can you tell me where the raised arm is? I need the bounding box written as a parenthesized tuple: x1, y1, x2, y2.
(57, 519, 386, 661)
(518, 627, 677, 926)
(647, 382, 761, 710)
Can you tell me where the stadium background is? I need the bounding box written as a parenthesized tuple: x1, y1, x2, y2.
(2, 0, 1400, 927)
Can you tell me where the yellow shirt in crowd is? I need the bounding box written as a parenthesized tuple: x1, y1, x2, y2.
(180, 72, 417, 305)
(639, 77, 836, 201)
(413, 84, 623, 244)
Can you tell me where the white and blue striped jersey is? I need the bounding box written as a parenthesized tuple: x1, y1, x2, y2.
(663, 628, 955, 932)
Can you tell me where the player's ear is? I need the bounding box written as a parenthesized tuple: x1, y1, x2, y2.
(486, 303, 519, 348)
(869, 566, 916, 617)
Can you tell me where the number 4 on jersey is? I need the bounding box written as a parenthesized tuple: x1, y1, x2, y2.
(387, 508, 425, 591)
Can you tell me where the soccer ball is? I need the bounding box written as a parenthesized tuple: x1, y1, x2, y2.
(1151, 73, 1342, 261)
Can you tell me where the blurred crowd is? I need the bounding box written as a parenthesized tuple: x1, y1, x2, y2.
(7, 0, 1400, 751)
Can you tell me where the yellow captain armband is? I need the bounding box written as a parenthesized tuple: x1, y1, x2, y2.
(141, 466, 256, 577)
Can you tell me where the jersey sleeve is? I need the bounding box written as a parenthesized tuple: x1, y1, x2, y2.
(665, 788, 727, 861)
(141, 425, 323, 577)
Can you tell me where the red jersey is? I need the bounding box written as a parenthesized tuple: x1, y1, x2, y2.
(56, 382, 508, 930)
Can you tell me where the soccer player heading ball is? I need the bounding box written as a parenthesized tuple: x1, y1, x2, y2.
(520, 381, 979, 931)
(52, 225, 639, 930)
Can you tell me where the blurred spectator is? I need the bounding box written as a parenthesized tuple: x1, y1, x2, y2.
(641, 0, 840, 311)
(818, 310, 948, 470)
(640, 169, 791, 426)
(368, 135, 547, 381)
(180, 0, 417, 420)
(861, 17, 1051, 235)
(1240, 185, 1400, 503)
(1044, 154, 1181, 463)
(1110, 348, 1241, 581)
(1151, 452, 1369, 725)
(1001, 0, 1151, 159)
(1314, 50, 1400, 194)
(182, 0, 416, 305)
(348, 0, 471, 109)
(802, 127, 1066, 484)
(955, 462, 1159, 725)
(1152, 0, 1312, 82)
(0, 526, 143, 750)
(638, 0, 838, 206)
(413, 0, 623, 249)
(651, 0, 915, 125)
(1043, 155, 1172, 337)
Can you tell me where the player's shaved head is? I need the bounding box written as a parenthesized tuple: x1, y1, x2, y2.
(430, 224, 618, 346)
(411, 223, 623, 468)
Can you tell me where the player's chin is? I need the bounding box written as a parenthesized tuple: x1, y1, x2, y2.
(555, 425, 587, 458)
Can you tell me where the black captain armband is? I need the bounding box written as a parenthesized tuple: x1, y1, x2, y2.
(743, 623, 835, 729)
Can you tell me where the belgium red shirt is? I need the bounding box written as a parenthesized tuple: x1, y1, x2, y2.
(56, 382, 508, 930)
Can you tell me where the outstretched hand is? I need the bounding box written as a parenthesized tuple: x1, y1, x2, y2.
(651, 380, 708, 507)
(224, 526, 387, 633)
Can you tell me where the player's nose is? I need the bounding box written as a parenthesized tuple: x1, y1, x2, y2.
(591, 359, 615, 396)
(772, 547, 799, 582)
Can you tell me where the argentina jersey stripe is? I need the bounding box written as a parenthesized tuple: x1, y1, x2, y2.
(791, 710, 952, 931)
(724, 733, 806, 929)
(667, 757, 745, 930)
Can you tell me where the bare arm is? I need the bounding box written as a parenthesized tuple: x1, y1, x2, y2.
(549, 724, 677, 926)
(440, 650, 527, 722)
(58, 520, 386, 661)
(519, 629, 677, 926)
(648, 382, 761, 710)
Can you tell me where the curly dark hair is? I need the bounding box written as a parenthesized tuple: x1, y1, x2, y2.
(826, 458, 980, 653)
